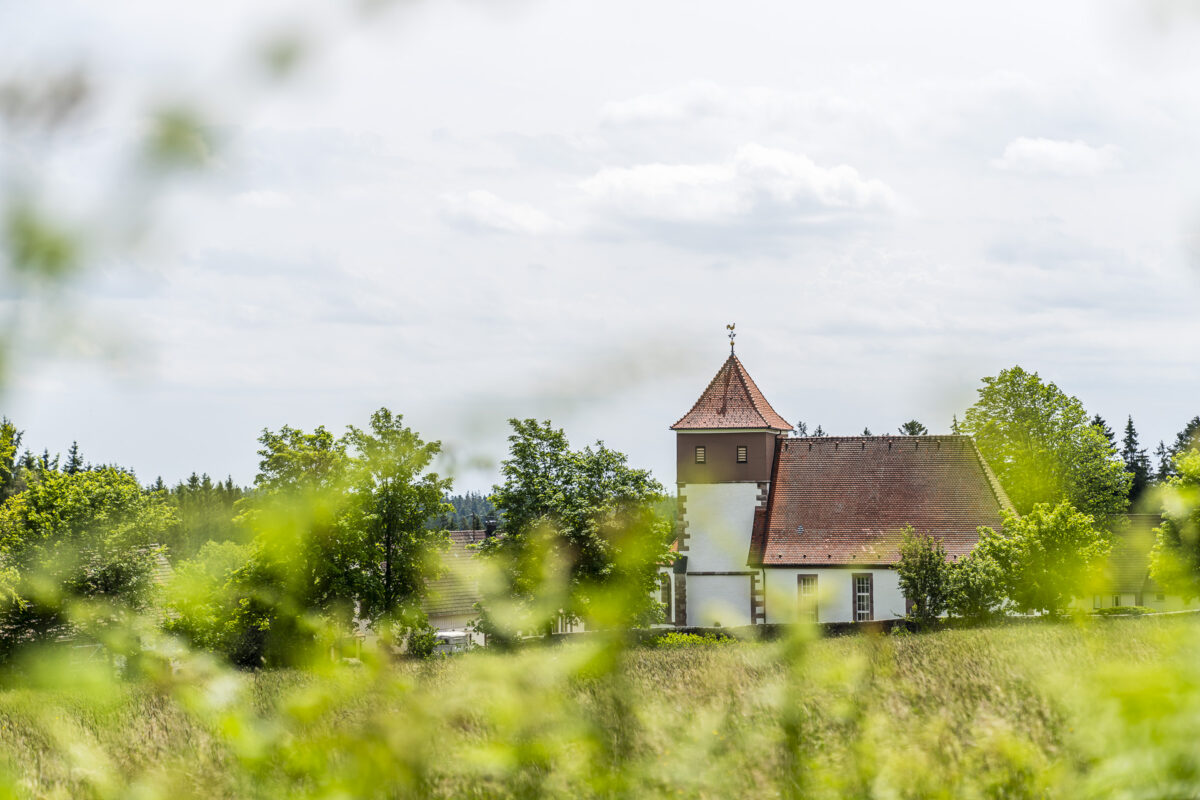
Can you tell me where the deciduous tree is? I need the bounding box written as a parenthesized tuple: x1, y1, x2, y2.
(974, 500, 1108, 617)
(480, 419, 673, 636)
(958, 366, 1130, 520)
(896, 528, 949, 627)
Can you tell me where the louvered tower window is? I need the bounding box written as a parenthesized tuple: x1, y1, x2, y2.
(695, 446, 706, 463)
(736, 445, 748, 463)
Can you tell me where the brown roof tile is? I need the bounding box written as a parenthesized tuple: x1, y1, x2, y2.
(751, 435, 1009, 567)
(672, 354, 791, 431)
(423, 530, 488, 618)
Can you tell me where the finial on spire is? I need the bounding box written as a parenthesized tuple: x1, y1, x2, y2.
(726, 323, 736, 353)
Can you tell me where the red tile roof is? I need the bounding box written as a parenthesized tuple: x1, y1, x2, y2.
(423, 530, 488, 618)
(751, 435, 1012, 567)
(672, 354, 791, 431)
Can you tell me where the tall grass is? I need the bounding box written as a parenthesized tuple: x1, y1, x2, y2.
(0, 616, 1197, 798)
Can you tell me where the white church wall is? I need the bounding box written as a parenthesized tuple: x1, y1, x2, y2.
(687, 574, 753, 627)
(761, 568, 905, 624)
(682, 482, 761, 573)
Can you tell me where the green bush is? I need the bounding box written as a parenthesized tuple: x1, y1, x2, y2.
(648, 631, 735, 649)
(1092, 605, 1155, 616)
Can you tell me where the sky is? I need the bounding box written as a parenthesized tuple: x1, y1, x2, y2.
(3, 0, 1200, 491)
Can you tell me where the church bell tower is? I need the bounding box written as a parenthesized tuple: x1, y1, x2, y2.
(670, 329, 790, 627)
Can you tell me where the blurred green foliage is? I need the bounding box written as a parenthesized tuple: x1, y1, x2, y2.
(477, 419, 674, 641)
(1151, 448, 1200, 598)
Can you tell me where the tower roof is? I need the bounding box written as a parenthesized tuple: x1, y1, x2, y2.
(671, 354, 791, 432)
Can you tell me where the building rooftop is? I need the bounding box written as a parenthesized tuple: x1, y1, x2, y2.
(750, 435, 1012, 567)
(423, 529, 488, 619)
(671, 353, 791, 432)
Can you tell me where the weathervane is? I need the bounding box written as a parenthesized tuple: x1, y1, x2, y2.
(726, 322, 736, 353)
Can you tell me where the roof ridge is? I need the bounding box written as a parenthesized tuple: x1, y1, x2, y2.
(966, 437, 1016, 513)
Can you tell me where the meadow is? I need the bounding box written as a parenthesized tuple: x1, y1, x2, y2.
(0, 615, 1197, 799)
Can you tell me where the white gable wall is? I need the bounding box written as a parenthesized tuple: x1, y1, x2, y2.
(761, 567, 905, 624)
(682, 482, 760, 572)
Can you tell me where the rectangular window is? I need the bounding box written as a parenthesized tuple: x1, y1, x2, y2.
(853, 573, 873, 622)
(736, 445, 748, 463)
(1093, 595, 1101, 609)
(1157, 593, 1166, 603)
(660, 574, 671, 609)
(798, 575, 818, 622)
(1112, 594, 1121, 607)
(695, 446, 706, 464)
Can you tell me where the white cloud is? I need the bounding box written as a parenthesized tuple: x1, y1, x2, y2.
(439, 190, 559, 235)
(992, 137, 1120, 177)
(579, 143, 897, 226)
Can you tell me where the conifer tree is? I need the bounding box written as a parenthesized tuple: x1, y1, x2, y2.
(1155, 440, 1172, 483)
(899, 420, 929, 436)
(1092, 414, 1116, 448)
(863, 427, 872, 436)
(64, 441, 84, 475)
(1121, 416, 1151, 503)
(1171, 416, 1200, 462)
(0, 418, 22, 501)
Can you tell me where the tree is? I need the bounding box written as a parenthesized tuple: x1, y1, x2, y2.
(862, 427, 872, 436)
(342, 408, 452, 621)
(895, 528, 949, 627)
(974, 500, 1109, 617)
(64, 441, 84, 475)
(812, 425, 826, 437)
(794, 422, 809, 436)
(480, 419, 673, 636)
(898, 420, 929, 436)
(191, 410, 452, 666)
(1120, 416, 1152, 504)
(1091, 414, 1115, 448)
(958, 366, 1130, 521)
(0, 418, 22, 501)
(1161, 417, 1200, 480)
(0, 467, 178, 654)
(1149, 449, 1200, 600)
(164, 473, 247, 560)
(1155, 440, 1172, 483)
(946, 550, 1004, 624)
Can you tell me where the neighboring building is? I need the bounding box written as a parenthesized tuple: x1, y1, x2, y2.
(423, 529, 488, 647)
(667, 349, 1012, 626)
(1077, 515, 1199, 613)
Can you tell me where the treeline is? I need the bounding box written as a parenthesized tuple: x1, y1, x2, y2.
(433, 491, 497, 530)
(0, 410, 672, 665)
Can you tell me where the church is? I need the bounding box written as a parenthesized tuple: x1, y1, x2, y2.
(663, 346, 1013, 627)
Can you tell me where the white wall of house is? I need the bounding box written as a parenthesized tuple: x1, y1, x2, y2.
(761, 567, 905, 624)
(1073, 592, 1200, 613)
(687, 573, 753, 627)
(682, 482, 761, 573)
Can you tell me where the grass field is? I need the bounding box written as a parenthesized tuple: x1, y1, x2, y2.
(0, 616, 1198, 799)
